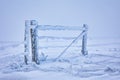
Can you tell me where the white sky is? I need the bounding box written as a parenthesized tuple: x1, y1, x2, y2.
(0, 0, 120, 41)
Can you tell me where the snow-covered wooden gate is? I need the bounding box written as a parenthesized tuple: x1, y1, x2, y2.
(24, 20, 88, 64)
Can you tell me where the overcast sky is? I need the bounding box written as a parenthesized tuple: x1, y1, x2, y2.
(0, 0, 120, 41)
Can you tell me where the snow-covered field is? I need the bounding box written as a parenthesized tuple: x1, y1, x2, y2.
(0, 38, 120, 80)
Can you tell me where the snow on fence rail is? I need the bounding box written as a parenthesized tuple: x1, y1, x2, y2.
(24, 20, 88, 64)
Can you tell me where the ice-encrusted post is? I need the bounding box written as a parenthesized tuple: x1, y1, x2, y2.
(24, 20, 38, 64)
(31, 28, 39, 64)
(81, 24, 88, 55)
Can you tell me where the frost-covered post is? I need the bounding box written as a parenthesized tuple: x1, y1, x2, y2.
(30, 29, 35, 62)
(81, 24, 88, 55)
(31, 28, 39, 64)
(24, 20, 38, 64)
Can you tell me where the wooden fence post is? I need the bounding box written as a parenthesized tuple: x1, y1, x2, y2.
(81, 24, 88, 55)
(24, 20, 38, 64)
(31, 28, 39, 64)
(24, 20, 31, 64)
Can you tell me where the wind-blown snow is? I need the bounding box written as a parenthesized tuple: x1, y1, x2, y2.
(0, 38, 120, 80)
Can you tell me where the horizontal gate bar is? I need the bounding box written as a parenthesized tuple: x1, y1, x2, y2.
(36, 25, 84, 30)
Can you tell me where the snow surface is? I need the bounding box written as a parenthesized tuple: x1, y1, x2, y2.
(0, 38, 120, 80)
